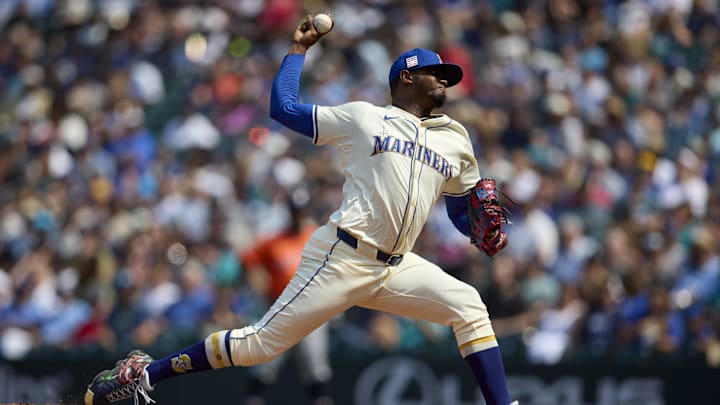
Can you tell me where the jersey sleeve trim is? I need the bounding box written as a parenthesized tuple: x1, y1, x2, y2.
(313, 105, 319, 144)
(442, 189, 472, 197)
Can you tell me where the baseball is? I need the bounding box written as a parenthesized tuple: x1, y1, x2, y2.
(313, 13, 333, 34)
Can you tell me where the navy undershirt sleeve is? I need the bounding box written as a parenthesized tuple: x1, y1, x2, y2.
(445, 194, 470, 237)
(269, 54, 315, 138)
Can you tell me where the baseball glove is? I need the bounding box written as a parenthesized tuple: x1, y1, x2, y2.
(468, 178, 509, 256)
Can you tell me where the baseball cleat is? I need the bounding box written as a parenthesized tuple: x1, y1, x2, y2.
(84, 349, 155, 405)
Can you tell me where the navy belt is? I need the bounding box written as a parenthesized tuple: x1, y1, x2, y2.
(336, 228, 404, 266)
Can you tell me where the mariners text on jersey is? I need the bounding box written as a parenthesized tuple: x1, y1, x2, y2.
(371, 134, 454, 179)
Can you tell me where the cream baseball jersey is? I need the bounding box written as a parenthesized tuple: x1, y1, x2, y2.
(313, 102, 480, 254)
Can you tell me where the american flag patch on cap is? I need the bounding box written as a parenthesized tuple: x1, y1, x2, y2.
(406, 55, 419, 68)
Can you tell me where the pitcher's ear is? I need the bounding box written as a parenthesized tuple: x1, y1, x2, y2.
(398, 69, 413, 84)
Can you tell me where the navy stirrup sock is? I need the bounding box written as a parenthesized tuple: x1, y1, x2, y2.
(465, 346, 511, 405)
(146, 330, 234, 386)
(146, 340, 211, 385)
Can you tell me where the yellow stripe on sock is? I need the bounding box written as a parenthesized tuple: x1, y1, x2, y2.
(212, 332, 227, 368)
(458, 335, 497, 352)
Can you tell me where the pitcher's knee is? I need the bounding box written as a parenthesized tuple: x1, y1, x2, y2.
(451, 291, 496, 347)
(226, 326, 286, 366)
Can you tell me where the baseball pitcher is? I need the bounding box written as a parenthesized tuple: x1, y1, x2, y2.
(84, 14, 517, 405)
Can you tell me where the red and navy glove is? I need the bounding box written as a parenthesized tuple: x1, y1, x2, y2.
(468, 178, 508, 256)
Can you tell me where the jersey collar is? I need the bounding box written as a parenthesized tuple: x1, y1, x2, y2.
(385, 105, 451, 127)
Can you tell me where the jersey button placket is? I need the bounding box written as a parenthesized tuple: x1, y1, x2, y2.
(402, 124, 424, 252)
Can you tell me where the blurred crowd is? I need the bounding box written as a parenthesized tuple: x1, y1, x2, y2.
(0, 0, 719, 369)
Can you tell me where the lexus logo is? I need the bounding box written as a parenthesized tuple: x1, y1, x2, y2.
(354, 356, 438, 405)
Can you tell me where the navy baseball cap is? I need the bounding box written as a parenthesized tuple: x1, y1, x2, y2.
(388, 48, 463, 87)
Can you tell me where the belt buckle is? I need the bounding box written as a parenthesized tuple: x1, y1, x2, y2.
(385, 254, 403, 266)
